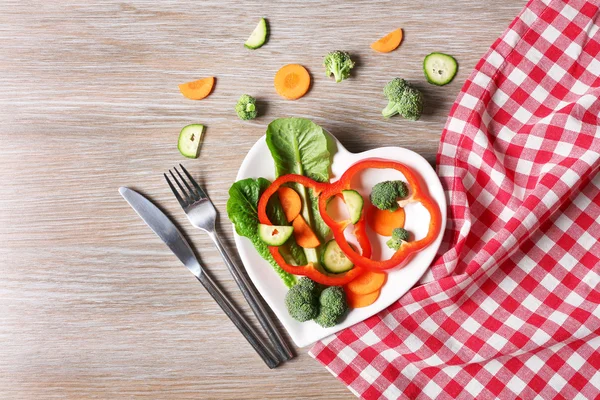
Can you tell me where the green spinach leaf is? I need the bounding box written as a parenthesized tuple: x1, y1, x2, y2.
(227, 178, 298, 288)
(266, 118, 331, 182)
(227, 177, 270, 237)
(266, 118, 332, 262)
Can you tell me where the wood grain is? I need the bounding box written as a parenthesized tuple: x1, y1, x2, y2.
(0, 1, 524, 398)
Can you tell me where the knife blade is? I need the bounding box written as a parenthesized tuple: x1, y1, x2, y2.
(118, 186, 279, 368)
(119, 187, 201, 278)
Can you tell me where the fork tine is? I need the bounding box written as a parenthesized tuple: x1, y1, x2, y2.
(180, 164, 207, 199)
(174, 167, 199, 201)
(164, 173, 186, 208)
(169, 170, 192, 204)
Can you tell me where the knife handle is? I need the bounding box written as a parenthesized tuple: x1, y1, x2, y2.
(196, 272, 280, 369)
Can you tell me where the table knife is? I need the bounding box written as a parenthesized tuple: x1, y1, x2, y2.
(119, 187, 279, 369)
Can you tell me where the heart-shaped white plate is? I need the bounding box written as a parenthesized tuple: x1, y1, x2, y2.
(233, 133, 447, 347)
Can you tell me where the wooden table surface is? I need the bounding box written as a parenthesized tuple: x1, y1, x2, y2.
(0, 1, 525, 398)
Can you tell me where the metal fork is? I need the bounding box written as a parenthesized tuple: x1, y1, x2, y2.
(164, 164, 294, 362)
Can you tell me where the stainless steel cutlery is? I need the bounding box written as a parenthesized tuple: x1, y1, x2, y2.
(163, 164, 293, 362)
(119, 187, 282, 369)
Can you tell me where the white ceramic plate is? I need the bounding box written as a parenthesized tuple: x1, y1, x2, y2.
(233, 133, 447, 347)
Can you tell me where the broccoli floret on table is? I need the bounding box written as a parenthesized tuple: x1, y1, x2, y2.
(397, 85, 424, 121)
(370, 180, 409, 211)
(314, 286, 347, 328)
(323, 51, 355, 83)
(235, 94, 258, 120)
(386, 228, 410, 251)
(382, 78, 423, 121)
(285, 278, 318, 322)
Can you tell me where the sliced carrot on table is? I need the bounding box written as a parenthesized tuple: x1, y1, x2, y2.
(367, 204, 405, 237)
(278, 186, 302, 222)
(345, 270, 387, 296)
(292, 214, 320, 248)
(178, 77, 215, 100)
(370, 28, 403, 53)
(346, 288, 381, 309)
(274, 64, 311, 100)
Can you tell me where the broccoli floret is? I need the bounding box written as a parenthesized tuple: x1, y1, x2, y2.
(319, 286, 346, 315)
(370, 180, 409, 211)
(235, 94, 258, 120)
(314, 309, 339, 328)
(386, 228, 410, 251)
(286, 279, 349, 327)
(297, 277, 317, 292)
(382, 78, 407, 118)
(383, 78, 407, 101)
(323, 51, 355, 83)
(382, 78, 423, 120)
(285, 280, 318, 322)
(314, 286, 347, 328)
(397, 86, 424, 121)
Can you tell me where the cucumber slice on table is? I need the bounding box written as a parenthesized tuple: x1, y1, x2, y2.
(244, 18, 268, 50)
(342, 190, 364, 224)
(258, 224, 294, 246)
(322, 240, 354, 274)
(178, 124, 205, 159)
(423, 52, 458, 86)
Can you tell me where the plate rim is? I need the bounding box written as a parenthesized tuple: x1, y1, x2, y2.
(233, 133, 447, 347)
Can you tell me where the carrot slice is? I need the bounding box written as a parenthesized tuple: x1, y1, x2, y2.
(370, 28, 403, 53)
(366, 204, 405, 236)
(178, 77, 215, 100)
(278, 187, 302, 222)
(345, 271, 387, 296)
(292, 214, 320, 248)
(274, 64, 311, 100)
(346, 288, 381, 309)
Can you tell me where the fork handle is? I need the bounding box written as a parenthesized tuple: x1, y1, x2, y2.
(209, 232, 294, 361)
(196, 272, 279, 369)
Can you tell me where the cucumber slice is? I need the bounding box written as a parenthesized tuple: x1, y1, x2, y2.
(423, 52, 458, 86)
(258, 224, 294, 246)
(342, 190, 364, 224)
(244, 18, 268, 50)
(321, 240, 354, 274)
(178, 124, 205, 159)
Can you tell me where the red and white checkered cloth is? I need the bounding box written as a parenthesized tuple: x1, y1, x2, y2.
(310, 0, 600, 398)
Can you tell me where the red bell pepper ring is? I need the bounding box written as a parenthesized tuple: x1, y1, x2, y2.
(318, 159, 442, 271)
(257, 174, 366, 286)
(324, 192, 372, 259)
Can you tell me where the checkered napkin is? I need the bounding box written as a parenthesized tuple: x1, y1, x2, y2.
(310, 0, 600, 398)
